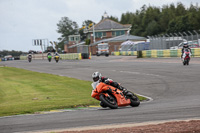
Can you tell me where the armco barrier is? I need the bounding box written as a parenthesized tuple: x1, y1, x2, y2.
(112, 48, 200, 58)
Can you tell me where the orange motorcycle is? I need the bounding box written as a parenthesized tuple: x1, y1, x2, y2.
(91, 82, 140, 109)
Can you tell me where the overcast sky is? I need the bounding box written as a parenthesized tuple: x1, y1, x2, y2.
(0, 0, 199, 52)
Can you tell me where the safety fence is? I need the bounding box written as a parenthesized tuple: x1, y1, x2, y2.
(112, 48, 200, 58)
(148, 30, 200, 49)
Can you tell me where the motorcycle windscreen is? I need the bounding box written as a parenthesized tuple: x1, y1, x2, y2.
(91, 82, 105, 99)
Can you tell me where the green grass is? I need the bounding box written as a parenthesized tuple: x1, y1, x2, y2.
(0, 67, 146, 117)
(0, 67, 99, 116)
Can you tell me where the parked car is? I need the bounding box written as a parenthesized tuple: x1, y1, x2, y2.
(189, 44, 199, 48)
(170, 40, 199, 49)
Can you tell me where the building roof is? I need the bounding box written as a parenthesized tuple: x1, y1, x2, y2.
(88, 19, 131, 32)
(68, 42, 85, 48)
(90, 34, 146, 46)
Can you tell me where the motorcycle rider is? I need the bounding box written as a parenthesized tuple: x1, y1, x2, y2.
(47, 52, 52, 56)
(181, 42, 192, 58)
(54, 52, 59, 56)
(92, 72, 128, 95)
(27, 53, 32, 59)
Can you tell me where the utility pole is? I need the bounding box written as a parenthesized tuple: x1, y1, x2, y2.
(92, 23, 96, 43)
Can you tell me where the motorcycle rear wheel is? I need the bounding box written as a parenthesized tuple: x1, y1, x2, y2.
(99, 94, 118, 109)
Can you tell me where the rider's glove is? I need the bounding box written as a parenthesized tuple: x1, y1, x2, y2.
(119, 86, 124, 90)
(122, 88, 128, 95)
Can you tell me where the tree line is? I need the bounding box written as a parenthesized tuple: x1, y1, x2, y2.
(56, 2, 200, 49)
(119, 2, 200, 37)
(0, 50, 23, 58)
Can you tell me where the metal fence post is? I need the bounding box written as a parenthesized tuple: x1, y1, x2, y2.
(183, 32, 189, 41)
(188, 31, 193, 41)
(179, 32, 184, 42)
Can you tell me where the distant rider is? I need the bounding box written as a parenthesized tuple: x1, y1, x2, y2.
(92, 72, 128, 95)
(47, 52, 52, 57)
(54, 52, 59, 56)
(28, 53, 32, 59)
(181, 42, 192, 58)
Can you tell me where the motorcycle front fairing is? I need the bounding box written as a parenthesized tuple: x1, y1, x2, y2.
(183, 49, 191, 58)
(91, 82, 107, 100)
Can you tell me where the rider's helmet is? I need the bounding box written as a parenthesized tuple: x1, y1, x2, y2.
(183, 42, 189, 48)
(92, 72, 102, 82)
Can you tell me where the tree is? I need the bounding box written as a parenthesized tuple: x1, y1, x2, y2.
(176, 2, 186, 16)
(146, 20, 160, 36)
(57, 17, 79, 38)
(56, 17, 79, 50)
(108, 15, 119, 22)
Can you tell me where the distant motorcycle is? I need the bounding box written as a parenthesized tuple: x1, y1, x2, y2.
(182, 48, 191, 65)
(55, 55, 59, 63)
(28, 57, 32, 62)
(48, 55, 52, 62)
(91, 82, 140, 109)
(28, 55, 32, 62)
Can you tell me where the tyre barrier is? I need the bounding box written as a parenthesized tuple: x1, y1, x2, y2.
(111, 48, 200, 58)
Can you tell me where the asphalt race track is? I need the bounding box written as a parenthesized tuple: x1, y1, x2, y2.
(0, 56, 200, 133)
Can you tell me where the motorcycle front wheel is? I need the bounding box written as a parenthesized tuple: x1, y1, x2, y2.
(186, 59, 189, 65)
(183, 61, 186, 65)
(99, 94, 118, 109)
(126, 91, 140, 107)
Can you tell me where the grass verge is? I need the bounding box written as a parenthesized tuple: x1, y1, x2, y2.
(0, 67, 146, 117)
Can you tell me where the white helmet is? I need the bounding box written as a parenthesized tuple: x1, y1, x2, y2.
(92, 72, 102, 82)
